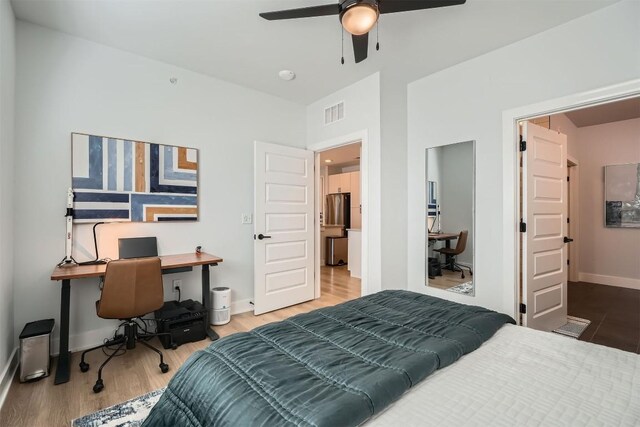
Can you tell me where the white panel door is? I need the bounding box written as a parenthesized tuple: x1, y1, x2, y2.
(522, 123, 568, 331)
(254, 141, 315, 315)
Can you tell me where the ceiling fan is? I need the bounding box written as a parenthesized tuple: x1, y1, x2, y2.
(260, 0, 466, 63)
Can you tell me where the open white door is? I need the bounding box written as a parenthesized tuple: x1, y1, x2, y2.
(254, 141, 315, 315)
(522, 122, 568, 331)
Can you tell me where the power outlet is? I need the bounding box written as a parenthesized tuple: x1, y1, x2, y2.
(172, 279, 182, 292)
(241, 213, 253, 224)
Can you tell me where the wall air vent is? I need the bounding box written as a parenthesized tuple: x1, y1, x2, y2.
(324, 101, 345, 125)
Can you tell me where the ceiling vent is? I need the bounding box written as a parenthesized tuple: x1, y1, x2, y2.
(324, 101, 345, 125)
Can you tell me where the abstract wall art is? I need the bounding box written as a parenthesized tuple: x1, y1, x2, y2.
(605, 163, 640, 228)
(71, 133, 199, 223)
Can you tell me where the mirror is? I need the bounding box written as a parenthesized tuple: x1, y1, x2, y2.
(425, 141, 475, 296)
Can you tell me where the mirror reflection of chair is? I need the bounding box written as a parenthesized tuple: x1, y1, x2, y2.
(433, 230, 473, 279)
(78, 257, 174, 393)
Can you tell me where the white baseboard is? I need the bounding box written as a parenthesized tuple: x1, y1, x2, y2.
(231, 298, 253, 315)
(0, 347, 19, 410)
(51, 325, 120, 357)
(578, 272, 640, 290)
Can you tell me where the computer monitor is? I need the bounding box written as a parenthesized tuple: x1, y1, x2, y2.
(118, 237, 158, 259)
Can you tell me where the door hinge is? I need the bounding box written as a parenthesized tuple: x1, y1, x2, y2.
(519, 139, 527, 152)
(567, 176, 570, 182)
(567, 259, 570, 266)
(519, 221, 527, 233)
(567, 217, 570, 224)
(519, 303, 527, 314)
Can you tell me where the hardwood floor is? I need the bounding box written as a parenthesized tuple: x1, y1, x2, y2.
(0, 266, 361, 427)
(569, 281, 640, 354)
(428, 269, 471, 290)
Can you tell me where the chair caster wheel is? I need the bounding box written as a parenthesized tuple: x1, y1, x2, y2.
(160, 363, 169, 373)
(79, 362, 90, 373)
(171, 343, 178, 350)
(93, 379, 104, 393)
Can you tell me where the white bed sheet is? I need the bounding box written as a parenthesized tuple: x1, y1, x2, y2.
(368, 324, 640, 426)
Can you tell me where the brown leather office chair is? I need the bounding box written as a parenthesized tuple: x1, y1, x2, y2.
(433, 230, 473, 279)
(79, 257, 173, 393)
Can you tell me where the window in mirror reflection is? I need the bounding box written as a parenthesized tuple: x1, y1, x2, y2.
(425, 141, 475, 296)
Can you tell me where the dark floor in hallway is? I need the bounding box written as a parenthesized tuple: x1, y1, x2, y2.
(569, 281, 640, 354)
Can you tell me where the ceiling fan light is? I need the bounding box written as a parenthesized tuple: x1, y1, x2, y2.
(340, 3, 379, 36)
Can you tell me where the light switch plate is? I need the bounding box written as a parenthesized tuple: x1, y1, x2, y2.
(241, 213, 253, 224)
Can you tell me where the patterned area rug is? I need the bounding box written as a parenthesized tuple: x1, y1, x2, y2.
(447, 281, 474, 295)
(71, 388, 164, 427)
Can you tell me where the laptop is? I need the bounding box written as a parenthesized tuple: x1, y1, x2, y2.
(118, 237, 158, 259)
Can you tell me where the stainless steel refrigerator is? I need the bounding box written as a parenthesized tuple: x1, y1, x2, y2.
(325, 193, 350, 266)
(325, 193, 351, 230)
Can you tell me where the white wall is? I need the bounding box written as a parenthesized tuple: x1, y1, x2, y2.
(307, 73, 382, 293)
(426, 146, 442, 255)
(426, 146, 443, 193)
(379, 75, 408, 290)
(407, 0, 640, 316)
(576, 118, 640, 287)
(14, 21, 306, 352)
(0, 0, 16, 389)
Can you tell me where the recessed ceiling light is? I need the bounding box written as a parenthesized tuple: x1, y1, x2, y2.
(278, 70, 296, 81)
(324, 159, 333, 163)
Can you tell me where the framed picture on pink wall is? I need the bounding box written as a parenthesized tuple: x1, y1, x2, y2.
(605, 163, 640, 228)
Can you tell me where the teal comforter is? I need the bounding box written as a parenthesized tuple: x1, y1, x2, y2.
(143, 290, 514, 427)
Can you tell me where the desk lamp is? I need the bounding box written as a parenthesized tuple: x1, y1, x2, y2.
(77, 221, 107, 266)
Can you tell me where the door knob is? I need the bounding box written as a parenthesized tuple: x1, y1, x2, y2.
(563, 236, 574, 243)
(257, 234, 271, 240)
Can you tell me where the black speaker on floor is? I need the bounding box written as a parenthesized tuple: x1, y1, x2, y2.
(154, 300, 207, 349)
(428, 257, 442, 277)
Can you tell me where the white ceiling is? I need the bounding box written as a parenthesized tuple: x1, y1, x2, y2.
(564, 97, 640, 127)
(10, 0, 619, 104)
(320, 142, 361, 166)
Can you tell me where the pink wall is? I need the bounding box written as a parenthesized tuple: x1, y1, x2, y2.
(576, 118, 640, 287)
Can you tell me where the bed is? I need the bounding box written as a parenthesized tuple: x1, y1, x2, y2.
(142, 290, 640, 426)
(369, 324, 640, 426)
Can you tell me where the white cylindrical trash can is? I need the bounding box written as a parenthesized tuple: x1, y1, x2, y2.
(211, 287, 231, 325)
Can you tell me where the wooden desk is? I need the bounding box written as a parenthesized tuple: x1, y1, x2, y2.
(50, 252, 223, 385)
(428, 232, 459, 249)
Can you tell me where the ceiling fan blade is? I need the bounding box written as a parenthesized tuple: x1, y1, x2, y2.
(352, 33, 369, 63)
(259, 4, 340, 20)
(378, 0, 466, 14)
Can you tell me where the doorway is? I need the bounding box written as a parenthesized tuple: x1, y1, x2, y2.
(515, 96, 640, 353)
(316, 141, 362, 300)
